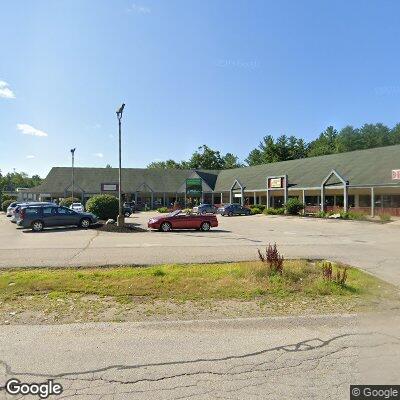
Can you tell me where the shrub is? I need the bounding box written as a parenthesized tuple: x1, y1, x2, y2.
(285, 198, 304, 215)
(1, 194, 16, 203)
(86, 194, 119, 220)
(320, 260, 348, 286)
(315, 211, 326, 218)
(250, 207, 262, 215)
(250, 204, 266, 212)
(340, 210, 366, 220)
(264, 207, 286, 215)
(59, 197, 80, 208)
(379, 213, 391, 222)
(2, 199, 14, 212)
(157, 207, 169, 213)
(257, 243, 284, 274)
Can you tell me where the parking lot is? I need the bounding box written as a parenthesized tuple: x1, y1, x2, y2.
(1, 211, 400, 286)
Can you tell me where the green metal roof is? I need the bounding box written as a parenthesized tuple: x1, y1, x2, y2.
(29, 145, 400, 194)
(30, 167, 219, 194)
(214, 144, 400, 191)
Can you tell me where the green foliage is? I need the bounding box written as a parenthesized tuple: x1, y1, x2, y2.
(284, 198, 304, 215)
(0, 193, 16, 203)
(339, 210, 367, 220)
(246, 134, 307, 165)
(157, 207, 169, 213)
(86, 194, 119, 220)
(250, 204, 266, 212)
(0, 171, 42, 192)
(2, 199, 14, 212)
(379, 213, 391, 222)
(246, 122, 400, 166)
(250, 207, 262, 215)
(264, 207, 285, 215)
(147, 145, 242, 170)
(59, 197, 80, 208)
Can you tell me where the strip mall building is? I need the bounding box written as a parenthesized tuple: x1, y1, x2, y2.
(22, 145, 400, 216)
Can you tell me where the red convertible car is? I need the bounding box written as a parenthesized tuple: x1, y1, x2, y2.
(148, 210, 218, 232)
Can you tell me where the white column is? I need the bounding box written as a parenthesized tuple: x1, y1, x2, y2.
(302, 189, 306, 214)
(253, 191, 256, 205)
(371, 187, 375, 217)
(266, 189, 270, 208)
(320, 186, 325, 212)
(343, 185, 348, 212)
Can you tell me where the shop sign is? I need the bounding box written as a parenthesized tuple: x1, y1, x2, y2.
(269, 178, 283, 188)
(186, 178, 202, 197)
(392, 170, 400, 180)
(101, 183, 118, 191)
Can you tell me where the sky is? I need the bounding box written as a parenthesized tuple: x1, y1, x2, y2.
(1, 0, 400, 177)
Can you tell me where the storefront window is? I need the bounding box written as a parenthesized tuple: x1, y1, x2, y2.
(325, 196, 334, 206)
(273, 196, 284, 208)
(359, 195, 371, 207)
(305, 196, 318, 206)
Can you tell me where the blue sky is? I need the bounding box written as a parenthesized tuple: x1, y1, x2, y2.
(1, 0, 400, 177)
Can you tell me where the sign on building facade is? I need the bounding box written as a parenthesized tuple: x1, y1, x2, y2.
(186, 178, 202, 197)
(392, 170, 400, 180)
(101, 183, 119, 191)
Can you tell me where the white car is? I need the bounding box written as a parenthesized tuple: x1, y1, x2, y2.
(70, 203, 84, 212)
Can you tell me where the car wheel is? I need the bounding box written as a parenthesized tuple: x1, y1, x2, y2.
(124, 211, 131, 217)
(31, 220, 44, 232)
(200, 221, 211, 231)
(160, 222, 172, 232)
(228, 212, 233, 217)
(201, 210, 207, 215)
(80, 218, 91, 229)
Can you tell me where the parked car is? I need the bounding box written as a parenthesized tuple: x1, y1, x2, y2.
(123, 201, 136, 210)
(148, 209, 218, 232)
(12, 202, 54, 223)
(123, 206, 134, 217)
(17, 205, 98, 232)
(218, 204, 251, 216)
(6, 202, 21, 217)
(192, 203, 218, 214)
(70, 202, 84, 212)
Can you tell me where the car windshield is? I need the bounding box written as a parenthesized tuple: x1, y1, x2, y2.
(167, 210, 182, 217)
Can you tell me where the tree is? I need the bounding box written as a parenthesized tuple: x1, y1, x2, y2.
(187, 145, 224, 169)
(222, 153, 243, 169)
(307, 126, 338, 157)
(105, 164, 112, 168)
(147, 146, 242, 170)
(147, 160, 184, 169)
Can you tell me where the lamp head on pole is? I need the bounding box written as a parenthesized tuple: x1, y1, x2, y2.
(116, 103, 125, 120)
(70, 148, 76, 155)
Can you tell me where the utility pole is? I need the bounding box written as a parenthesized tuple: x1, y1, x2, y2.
(116, 103, 125, 227)
(71, 148, 76, 200)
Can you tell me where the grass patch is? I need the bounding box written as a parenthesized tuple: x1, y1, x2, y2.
(0, 260, 385, 302)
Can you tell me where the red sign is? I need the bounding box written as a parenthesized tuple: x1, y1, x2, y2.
(392, 170, 400, 180)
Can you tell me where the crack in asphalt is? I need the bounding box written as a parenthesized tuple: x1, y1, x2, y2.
(68, 230, 100, 262)
(1, 331, 398, 399)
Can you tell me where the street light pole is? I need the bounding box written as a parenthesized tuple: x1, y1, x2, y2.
(116, 103, 125, 227)
(70, 148, 76, 200)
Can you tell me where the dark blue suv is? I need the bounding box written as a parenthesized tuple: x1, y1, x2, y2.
(17, 205, 98, 232)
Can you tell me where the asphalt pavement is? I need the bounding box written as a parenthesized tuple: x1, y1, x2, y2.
(1, 212, 400, 285)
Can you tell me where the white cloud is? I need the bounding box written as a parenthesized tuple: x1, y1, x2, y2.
(128, 3, 151, 13)
(17, 123, 48, 137)
(94, 152, 104, 158)
(26, 155, 35, 159)
(0, 81, 15, 99)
